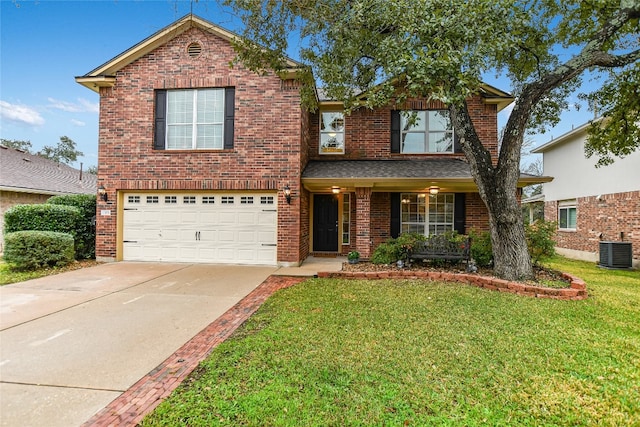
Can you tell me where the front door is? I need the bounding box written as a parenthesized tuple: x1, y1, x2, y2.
(313, 194, 339, 252)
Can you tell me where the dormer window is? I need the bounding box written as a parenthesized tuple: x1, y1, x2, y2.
(319, 111, 345, 155)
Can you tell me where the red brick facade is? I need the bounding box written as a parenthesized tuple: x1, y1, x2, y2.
(86, 15, 505, 266)
(309, 96, 498, 161)
(544, 190, 640, 262)
(94, 26, 305, 263)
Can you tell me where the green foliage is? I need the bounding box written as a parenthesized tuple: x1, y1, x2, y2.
(525, 220, 557, 266)
(347, 251, 360, 260)
(4, 204, 83, 258)
(395, 232, 427, 261)
(38, 135, 83, 165)
(48, 194, 96, 259)
(581, 64, 640, 167)
(1, 138, 33, 152)
(4, 204, 82, 235)
(371, 239, 400, 264)
(468, 229, 493, 267)
(3, 231, 75, 271)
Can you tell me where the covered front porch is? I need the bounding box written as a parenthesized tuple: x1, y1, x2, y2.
(301, 159, 549, 259)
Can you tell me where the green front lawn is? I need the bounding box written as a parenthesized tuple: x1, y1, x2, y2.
(0, 259, 100, 285)
(142, 257, 640, 426)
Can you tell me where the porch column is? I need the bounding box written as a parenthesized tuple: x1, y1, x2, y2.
(355, 187, 372, 258)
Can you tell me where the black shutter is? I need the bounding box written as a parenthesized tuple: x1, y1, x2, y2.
(454, 193, 466, 235)
(453, 131, 462, 153)
(154, 90, 167, 150)
(391, 110, 401, 153)
(224, 87, 235, 149)
(391, 193, 401, 238)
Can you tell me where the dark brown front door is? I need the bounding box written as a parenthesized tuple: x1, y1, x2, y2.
(313, 194, 339, 252)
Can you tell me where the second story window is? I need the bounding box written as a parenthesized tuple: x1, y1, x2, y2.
(401, 110, 453, 153)
(154, 88, 235, 151)
(391, 110, 456, 154)
(319, 111, 345, 155)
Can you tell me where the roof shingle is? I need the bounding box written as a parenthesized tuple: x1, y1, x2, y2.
(302, 159, 473, 179)
(0, 145, 97, 195)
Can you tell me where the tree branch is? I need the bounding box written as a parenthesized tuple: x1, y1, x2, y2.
(499, 4, 639, 174)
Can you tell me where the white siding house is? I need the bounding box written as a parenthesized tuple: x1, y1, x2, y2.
(532, 120, 640, 268)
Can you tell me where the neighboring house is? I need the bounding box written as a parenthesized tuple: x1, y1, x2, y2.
(0, 145, 97, 252)
(76, 14, 545, 266)
(521, 193, 545, 224)
(532, 121, 640, 268)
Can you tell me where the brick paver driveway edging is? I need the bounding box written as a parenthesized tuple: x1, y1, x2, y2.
(82, 275, 306, 427)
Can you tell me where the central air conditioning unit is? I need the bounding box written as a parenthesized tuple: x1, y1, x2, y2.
(599, 241, 633, 269)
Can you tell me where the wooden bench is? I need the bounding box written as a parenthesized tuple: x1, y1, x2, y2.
(407, 235, 471, 263)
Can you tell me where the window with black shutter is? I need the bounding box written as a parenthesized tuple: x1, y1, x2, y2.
(391, 110, 459, 154)
(154, 88, 235, 150)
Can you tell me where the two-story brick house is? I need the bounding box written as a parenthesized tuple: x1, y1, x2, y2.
(77, 14, 541, 266)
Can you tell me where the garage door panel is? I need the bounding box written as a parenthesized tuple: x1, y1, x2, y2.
(238, 231, 257, 243)
(218, 230, 235, 242)
(218, 212, 237, 224)
(123, 192, 277, 265)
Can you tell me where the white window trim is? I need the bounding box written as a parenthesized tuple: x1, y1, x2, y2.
(558, 200, 577, 231)
(166, 88, 225, 150)
(342, 193, 350, 245)
(401, 110, 454, 154)
(400, 193, 455, 236)
(319, 111, 345, 155)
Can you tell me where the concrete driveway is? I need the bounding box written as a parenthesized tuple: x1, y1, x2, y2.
(0, 262, 277, 427)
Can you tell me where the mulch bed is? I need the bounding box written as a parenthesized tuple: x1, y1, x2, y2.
(342, 260, 571, 288)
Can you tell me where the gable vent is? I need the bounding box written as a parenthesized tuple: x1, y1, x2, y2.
(187, 42, 202, 58)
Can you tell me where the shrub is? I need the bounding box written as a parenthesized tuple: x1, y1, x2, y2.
(4, 231, 75, 270)
(371, 233, 428, 264)
(371, 239, 401, 264)
(48, 194, 96, 259)
(395, 232, 427, 261)
(469, 229, 493, 267)
(525, 219, 557, 266)
(4, 203, 83, 259)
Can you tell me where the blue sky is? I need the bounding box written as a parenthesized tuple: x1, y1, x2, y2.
(1, 0, 597, 169)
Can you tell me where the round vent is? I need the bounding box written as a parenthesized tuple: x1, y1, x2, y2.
(187, 42, 202, 58)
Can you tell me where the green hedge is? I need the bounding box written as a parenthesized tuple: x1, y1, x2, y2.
(4, 204, 83, 257)
(48, 194, 96, 259)
(4, 231, 75, 270)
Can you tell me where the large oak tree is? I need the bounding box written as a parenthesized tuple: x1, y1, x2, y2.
(225, 0, 639, 280)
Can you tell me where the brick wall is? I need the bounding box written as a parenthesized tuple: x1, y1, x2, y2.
(466, 192, 490, 233)
(364, 191, 490, 254)
(544, 190, 640, 262)
(308, 96, 499, 160)
(95, 27, 304, 263)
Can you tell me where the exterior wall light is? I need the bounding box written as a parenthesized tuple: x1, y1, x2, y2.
(429, 186, 440, 195)
(331, 186, 340, 194)
(283, 184, 292, 204)
(98, 184, 108, 202)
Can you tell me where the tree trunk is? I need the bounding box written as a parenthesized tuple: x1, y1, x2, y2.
(450, 103, 535, 281)
(483, 180, 533, 281)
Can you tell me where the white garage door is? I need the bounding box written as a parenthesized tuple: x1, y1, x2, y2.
(122, 193, 277, 265)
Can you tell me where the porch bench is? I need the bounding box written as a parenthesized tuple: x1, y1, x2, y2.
(407, 235, 471, 263)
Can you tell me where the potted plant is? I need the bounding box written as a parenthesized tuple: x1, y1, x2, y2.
(347, 251, 360, 264)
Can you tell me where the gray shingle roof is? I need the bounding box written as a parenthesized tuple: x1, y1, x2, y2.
(0, 145, 97, 195)
(302, 159, 473, 179)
